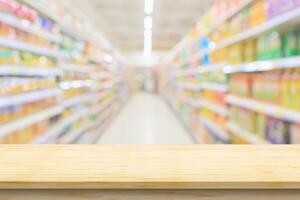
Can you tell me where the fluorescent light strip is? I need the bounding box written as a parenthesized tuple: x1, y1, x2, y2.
(144, 16, 152, 29)
(145, 0, 154, 14)
(144, 29, 152, 38)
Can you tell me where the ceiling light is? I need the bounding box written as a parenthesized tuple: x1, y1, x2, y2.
(144, 37, 152, 56)
(144, 16, 152, 29)
(144, 29, 152, 38)
(145, 0, 154, 14)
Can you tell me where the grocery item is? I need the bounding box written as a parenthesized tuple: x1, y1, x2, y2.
(266, 117, 290, 144)
(291, 124, 300, 144)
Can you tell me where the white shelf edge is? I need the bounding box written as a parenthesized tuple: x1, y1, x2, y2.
(61, 64, 96, 73)
(0, 37, 64, 58)
(0, 89, 61, 108)
(194, 99, 228, 117)
(62, 94, 93, 108)
(177, 81, 227, 93)
(201, 82, 228, 92)
(227, 95, 300, 124)
(0, 104, 63, 138)
(199, 116, 229, 141)
(227, 122, 270, 144)
(177, 83, 201, 91)
(0, 65, 62, 76)
(60, 80, 94, 90)
(175, 63, 226, 76)
(225, 56, 300, 73)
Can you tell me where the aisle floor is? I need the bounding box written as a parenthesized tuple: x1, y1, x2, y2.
(98, 92, 195, 144)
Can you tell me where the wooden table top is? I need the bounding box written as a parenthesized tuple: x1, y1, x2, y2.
(0, 145, 300, 189)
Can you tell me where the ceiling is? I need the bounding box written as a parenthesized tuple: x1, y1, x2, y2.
(62, 0, 213, 53)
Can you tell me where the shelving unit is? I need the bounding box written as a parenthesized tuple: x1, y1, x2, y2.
(0, 66, 62, 77)
(32, 109, 89, 144)
(0, 104, 63, 137)
(195, 6, 300, 59)
(227, 95, 300, 124)
(227, 122, 270, 144)
(163, 0, 300, 144)
(0, 0, 129, 144)
(0, 37, 63, 58)
(0, 89, 61, 108)
(199, 116, 229, 142)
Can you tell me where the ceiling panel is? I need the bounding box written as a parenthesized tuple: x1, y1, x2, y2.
(62, 0, 213, 53)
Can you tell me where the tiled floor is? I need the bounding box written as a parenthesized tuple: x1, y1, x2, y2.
(97, 92, 195, 144)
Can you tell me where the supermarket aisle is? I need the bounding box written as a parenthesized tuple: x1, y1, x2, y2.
(98, 93, 195, 144)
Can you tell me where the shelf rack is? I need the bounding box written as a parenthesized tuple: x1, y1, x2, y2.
(0, 89, 61, 108)
(227, 95, 300, 124)
(0, 104, 63, 138)
(227, 122, 270, 144)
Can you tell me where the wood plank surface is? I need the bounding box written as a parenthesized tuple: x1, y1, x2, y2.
(0, 145, 300, 189)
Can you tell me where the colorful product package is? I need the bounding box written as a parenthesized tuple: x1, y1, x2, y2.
(266, 117, 290, 144)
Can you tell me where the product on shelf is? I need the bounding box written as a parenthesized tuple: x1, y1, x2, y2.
(0, 115, 60, 144)
(0, 97, 58, 125)
(291, 124, 300, 143)
(0, 77, 57, 95)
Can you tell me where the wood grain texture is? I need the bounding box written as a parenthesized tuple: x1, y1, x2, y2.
(0, 190, 300, 200)
(0, 145, 300, 189)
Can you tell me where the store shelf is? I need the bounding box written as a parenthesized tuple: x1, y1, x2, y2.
(90, 103, 116, 129)
(92, 97, 115, 114)
(0, 104, 63, 138)
(0, 11, 61, 43)
(192, 99, 228, 117)
(201, 82, 228, 92)
(59, 101, 116, 144)
(59, 121, 93, 144)
(225, 56, 300, 73)
(91, 72, 112, 80)
(227, 122, 270, 144)
(62, 94, 93, 108)
(0, 37, 63, 58)
(61, 64, 95, 73)
(174, 68, 200, 77)
(177, 82, 201, 91)
(82, 104, 119, 144)
(0, 66, 62, 77)
(199, 116, 229, 142)
(32, 109, 89, 144)
(0, 89, 61, 108)
(202, 7, 300, 56)
(177, 82, 227, 93)
(175, 63, 226, 76)
(205, 0, 253, 36)
(60, 80, 94, 90)
(93, 91, 113, 102)
(20, 0, 87, 42)
(227, 95, 300, 124)
(94, 80, 119, 90)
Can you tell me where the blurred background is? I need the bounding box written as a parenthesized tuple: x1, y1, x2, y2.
(0, 0, 299, 144)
